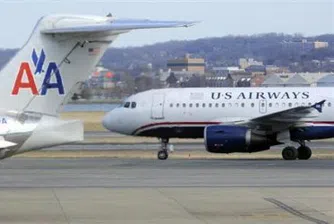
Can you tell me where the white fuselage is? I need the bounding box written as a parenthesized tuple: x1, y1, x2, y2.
(103, 87, 334, 138)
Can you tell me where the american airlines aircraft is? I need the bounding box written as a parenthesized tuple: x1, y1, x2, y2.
(0, 14, 194, 160)
(102, 87, 330, 160)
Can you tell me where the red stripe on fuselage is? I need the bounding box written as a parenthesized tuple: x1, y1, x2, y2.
(132, 121, 220, 135)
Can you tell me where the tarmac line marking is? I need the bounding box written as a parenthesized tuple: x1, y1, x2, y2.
(264, 197, 329, 224)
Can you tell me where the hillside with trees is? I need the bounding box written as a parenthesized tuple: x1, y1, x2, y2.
(0, 33, 333, 72)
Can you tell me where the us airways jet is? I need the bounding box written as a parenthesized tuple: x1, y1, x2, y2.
(0, 14, 194, 160)
(102, 87, 331, 160)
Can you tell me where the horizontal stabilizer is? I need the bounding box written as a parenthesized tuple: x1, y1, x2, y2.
(41, 18, 197, 34)
(0, 137, 16, 148)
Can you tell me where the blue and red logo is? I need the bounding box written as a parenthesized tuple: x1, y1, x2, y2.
(11, 49, 64, 95)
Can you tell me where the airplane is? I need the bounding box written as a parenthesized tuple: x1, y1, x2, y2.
(0, 14, 195, 160)
(102, 87, 332, 160)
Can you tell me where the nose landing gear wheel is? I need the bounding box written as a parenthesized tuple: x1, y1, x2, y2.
(282, 146, 298, 160)
(297, 146, 312, 160)
(157, 138, 169, 160)
(157, 150, 168, 160)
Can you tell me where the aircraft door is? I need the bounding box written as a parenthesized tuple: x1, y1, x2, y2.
(151, 93, 165, 119)
(259, 99, 267, 114)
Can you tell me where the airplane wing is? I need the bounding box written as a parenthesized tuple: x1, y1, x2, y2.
(0, 137, 17, 148)
(236, 100, 326, 133)
(41, 18, 197, 34)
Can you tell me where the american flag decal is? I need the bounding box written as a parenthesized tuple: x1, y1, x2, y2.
(88, 47, 100, 55)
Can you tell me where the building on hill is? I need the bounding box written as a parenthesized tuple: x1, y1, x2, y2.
(316, 74, 334, 87)
(314, 41, 329, 49)
(205, 75, 234, 87)
(261, 72, 329, 87)
(283, 39, 329, 52)
(212, 66, 245, 75)
(245, 65, 266, 76)
(239, 58, 263, 69)
(167, 54, 205, 74)
(265, 65, 290, 74)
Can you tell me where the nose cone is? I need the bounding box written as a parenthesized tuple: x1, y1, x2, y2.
(102, 112, 113, 131)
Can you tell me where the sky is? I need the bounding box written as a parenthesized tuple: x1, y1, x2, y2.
(0, 0, 333, 48)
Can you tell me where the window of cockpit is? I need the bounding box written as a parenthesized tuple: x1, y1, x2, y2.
(131, 102, 137, 108)
(124, 102, 130, 108)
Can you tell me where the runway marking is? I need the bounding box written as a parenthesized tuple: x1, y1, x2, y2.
(264, 197, 329, 224)
(52, 189, 70, 224)
(157, 189, 208, 224)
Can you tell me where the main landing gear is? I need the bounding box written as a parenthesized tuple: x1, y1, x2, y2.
(282, 141, 312, 160)
(157, 138, 170, 160)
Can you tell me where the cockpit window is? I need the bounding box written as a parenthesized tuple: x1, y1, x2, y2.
(131, 102, 137, 108)
(124, 102, 130, 108)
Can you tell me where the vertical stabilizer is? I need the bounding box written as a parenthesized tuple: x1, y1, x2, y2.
(0, 14, 195, 115)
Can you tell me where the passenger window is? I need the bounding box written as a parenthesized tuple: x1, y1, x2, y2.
(251, 103, 254, 107)
(124, 102, 130, 108)
(228, 103, 232, 107)
(131, 102, 137, 108)
(222, 103, 225, 107)
(288, 103, 292, 107)
(302, 103, 305, 106)
(209, 103, 212, 108)
(170, 103, 173, 108)
(241, 103, 244, 107)
(215, 103, 219, 108)
(275, 103, 279, 108)
(308, 102, 312, 106)
(182, 103, 186, 108)
(176, 103, 180, 108)
(202, 103, 206, 108)
(196, 103, 199, 108)
(282, 103, 286, 107)
(189, 103, 193, 108)
(328, 102, 332, 107)
(269, 103, 272, 107)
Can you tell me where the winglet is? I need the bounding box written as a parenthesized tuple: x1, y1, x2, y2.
(311, 100, 326, 113)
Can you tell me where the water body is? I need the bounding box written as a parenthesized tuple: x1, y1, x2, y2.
(63, 103, 120, 112)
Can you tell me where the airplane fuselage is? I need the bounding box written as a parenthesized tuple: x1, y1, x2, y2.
(104, 87, 334, 139)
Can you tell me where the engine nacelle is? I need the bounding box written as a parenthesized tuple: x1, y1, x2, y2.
(204, 125, 272, 153)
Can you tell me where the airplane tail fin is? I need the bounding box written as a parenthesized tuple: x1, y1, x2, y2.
(0, 14, 196, 116)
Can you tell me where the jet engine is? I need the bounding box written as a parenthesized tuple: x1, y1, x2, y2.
(204, 125, 273, 153)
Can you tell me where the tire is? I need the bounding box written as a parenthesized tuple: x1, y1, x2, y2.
(157, 150, 168, 160)
(282, 146, 298, 160)
(297, 146, 312, 160)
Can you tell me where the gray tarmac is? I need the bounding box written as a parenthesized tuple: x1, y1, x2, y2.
(0, 158, 333, 223)
(51, 141, 334, 151)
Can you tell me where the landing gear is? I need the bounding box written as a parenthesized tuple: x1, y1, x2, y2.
(282, 146, 298, 160)
(297, 145, 312, 160)
(282, 141, 312, 160)
(157, 138, 169, 160)
(157, 150, 168, 160)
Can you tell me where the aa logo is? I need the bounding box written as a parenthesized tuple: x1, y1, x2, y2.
(11, 49, 64, 95)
